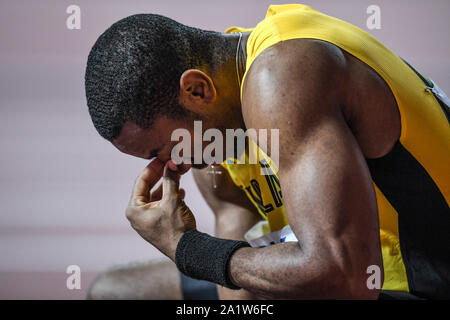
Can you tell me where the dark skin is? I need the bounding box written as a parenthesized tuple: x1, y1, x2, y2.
(193, 162, 261, 299)
(112, 32, 401, 299)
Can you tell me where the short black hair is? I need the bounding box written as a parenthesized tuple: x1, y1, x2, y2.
(85, 14, 229, 141)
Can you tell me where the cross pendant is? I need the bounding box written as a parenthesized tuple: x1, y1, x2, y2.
(206, 162, 222, 189)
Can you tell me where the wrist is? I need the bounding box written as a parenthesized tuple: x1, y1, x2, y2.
(166, 230, 188, 261)
(226, 244, 248, 288)
(175, 230, 250, 289)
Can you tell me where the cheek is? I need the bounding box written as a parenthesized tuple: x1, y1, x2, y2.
(158, 148, 172, 163)
(159, 141, 180, 163)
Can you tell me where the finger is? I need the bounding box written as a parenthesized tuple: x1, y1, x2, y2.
(151, 180, 184, 202)
(132, 158, 164, 205)
(162, 160, 181, 203)
(150, 183, 163, 202)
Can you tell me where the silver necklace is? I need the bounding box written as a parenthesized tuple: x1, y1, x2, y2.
(235, 32, 243, 89)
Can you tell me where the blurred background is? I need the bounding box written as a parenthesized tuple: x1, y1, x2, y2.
(0, 0, 448, 299)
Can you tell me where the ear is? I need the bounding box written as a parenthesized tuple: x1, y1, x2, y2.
(179, 69, 216, 112)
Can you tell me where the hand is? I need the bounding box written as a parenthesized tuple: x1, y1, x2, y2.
(125, 159, 196, 261)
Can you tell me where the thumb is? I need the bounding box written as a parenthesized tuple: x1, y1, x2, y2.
(162, 160, 180, 203)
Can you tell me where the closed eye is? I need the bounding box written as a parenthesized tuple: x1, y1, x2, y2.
(146, 148, 160, 160)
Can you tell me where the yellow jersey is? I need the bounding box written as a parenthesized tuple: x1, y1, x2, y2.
(223, 4, 450, 299)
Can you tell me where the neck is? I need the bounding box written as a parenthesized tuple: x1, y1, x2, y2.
(207, 32, 249, 131)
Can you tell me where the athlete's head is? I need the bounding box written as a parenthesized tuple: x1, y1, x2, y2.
(85, 14, 240, 167)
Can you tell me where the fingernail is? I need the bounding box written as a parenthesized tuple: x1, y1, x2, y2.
(168, 160, 178, 172)
(163, 161, 179, 180)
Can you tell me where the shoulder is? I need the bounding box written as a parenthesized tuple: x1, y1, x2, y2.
(243, 38, 347, 102)
(242, 39, 348, 132)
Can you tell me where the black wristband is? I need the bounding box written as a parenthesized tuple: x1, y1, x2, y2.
(175, 230, 250, 289)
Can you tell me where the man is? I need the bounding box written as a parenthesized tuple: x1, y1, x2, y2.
(84, 4, 450, 299)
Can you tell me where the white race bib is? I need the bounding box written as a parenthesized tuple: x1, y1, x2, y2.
(244, 221, 298, 248)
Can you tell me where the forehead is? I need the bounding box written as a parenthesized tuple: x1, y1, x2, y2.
(112, 121, 159, 158)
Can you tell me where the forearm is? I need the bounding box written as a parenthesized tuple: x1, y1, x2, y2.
(228, 242, 369, 299)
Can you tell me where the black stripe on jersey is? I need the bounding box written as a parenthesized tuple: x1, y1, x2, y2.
(366, 141, 450, 299)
